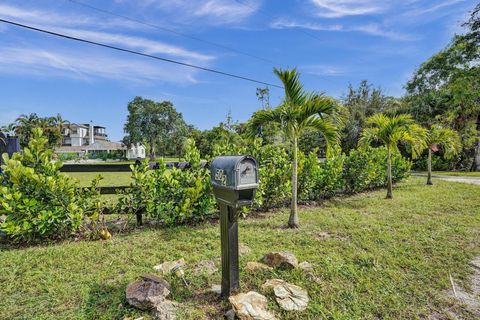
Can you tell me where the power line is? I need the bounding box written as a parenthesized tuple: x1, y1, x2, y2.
(0, 18, 283, 89)
(67, 0, 277, 65)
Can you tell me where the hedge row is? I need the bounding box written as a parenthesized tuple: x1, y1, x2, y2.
(0, 133, 411, 242)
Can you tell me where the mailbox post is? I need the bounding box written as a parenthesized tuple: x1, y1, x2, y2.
(211, 155, 259, 297)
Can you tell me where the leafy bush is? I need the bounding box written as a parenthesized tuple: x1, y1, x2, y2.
(0, 129, 102, 243)
(117, 139, 214, 225)
(316, 150, 345, 198)
(298, 150, 321, 201)
(249, 139, 291, 210)
(345, 146, 411, 193)
(298, 148, 345, 201)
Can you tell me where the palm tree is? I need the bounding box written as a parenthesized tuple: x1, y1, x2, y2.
(425, 125, 461, 185)
(248, 68, 338, 228)
(360, 114, 426, 199)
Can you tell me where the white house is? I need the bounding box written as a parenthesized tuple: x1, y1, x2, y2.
(56, 123, 146, 160)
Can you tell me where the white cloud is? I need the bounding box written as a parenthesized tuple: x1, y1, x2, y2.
(51, 27, 215, 63)
(0, 3, 216, 83)
(310, 0, 385, 18)
(270, 19, 413, 41)
(0, 46, 200, 84)
(301, 65, 347, 76)
(270, 19, 343, 31)
(154, 0, 259, 24)
(403, 0, 466, 17)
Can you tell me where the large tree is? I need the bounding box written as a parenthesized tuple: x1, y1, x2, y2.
(360, 114, 426, 199)
(123, 97, 188, 160)
(248, 68, 338, 228)
(406, 3, 480, 170)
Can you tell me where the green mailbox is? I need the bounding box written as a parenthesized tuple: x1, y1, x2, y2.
(211, 155, 259, 297)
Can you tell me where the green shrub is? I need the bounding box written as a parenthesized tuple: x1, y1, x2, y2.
(249, 139, 291, 210)
(316, 150, 345, 198)
(298, 148, 345, 201)
(345, 146, 411, 193)
(298, 150, 321, 201)
(117, 139, 214, 225)
(0, 129, 101, 243)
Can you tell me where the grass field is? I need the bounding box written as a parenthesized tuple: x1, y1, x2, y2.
(1, 177, 479, 319)
(67, 171, 133, 187)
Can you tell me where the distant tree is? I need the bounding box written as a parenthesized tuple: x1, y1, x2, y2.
(341, 80, 396, 153)
(123, 97, 188, 160)
(256, 87, 270, 109)
(360, 114, 426, 199)
(248, 68, 338, 228)
(405, 3, 480, 170)
(424, 125, 462, 185)
(6, 113, 67, 148)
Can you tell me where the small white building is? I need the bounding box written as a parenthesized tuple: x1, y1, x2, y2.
(56, 123, 146, 160)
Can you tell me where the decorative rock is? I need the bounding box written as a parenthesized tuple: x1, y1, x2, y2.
(224, 309, 236, 320)
(245, 262, 273, 273)
(152, 299, 178, 320)
(210, 284, 222, 295)
(126, 274, 171, 310)
(229, 291, 276, 320)
(193, 260, 218, 276)
(298, 261, 314, 273)
(262, 279, 309, 311)
(261, 251, 298, 269)
(154, 259, 186, 275)
(239, 243, 251, 255)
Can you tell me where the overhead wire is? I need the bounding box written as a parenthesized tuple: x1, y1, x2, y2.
(0, 18, 283, 89)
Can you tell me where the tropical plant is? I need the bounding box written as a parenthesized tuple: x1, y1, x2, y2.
(5, 113, 68, 148)
(345, 146, 412, 193)
(248, 68, 338, 228)
(360, 114, 426, 198)
(340, 80, 396, 153)
(425, 125, 462, 185)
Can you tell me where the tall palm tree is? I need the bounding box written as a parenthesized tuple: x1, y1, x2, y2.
(425, 125, 461, 185)
(248, 68, 338, 228)
(360, 114, 426, 199)
(13, 113, 39, 147)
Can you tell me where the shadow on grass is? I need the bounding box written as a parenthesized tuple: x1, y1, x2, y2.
(81, 282, 146, 320)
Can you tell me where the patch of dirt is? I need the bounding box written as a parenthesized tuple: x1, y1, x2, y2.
(434, 256, 480, 319)
(313, 231, 349, 242)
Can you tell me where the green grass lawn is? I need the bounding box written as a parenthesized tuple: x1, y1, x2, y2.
(67, 171, 133, 187)
(1, 177, 479, 319)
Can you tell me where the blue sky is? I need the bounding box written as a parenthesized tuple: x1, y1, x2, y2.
(0, 0, 475, 141)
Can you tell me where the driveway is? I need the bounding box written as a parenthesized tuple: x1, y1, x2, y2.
(412, 173, 480, 185)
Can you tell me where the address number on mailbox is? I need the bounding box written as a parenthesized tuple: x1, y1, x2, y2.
(215, 169, 227, 186)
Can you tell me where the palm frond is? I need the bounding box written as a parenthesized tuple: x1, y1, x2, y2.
(246, 108, 282, 138)
(274, 68, 306, 108)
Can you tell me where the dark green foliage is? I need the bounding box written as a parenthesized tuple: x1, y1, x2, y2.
(345, 146, 412, 193)
(413, 153, 455, 171)
(2, 113, 68, 148)
(340, 81, 396, 154)
(117, 139, 214, 225)
(0, 129, 101, 243)
(249, 139, 291, 210)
